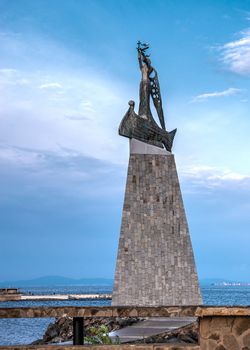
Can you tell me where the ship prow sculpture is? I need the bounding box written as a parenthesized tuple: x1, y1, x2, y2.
(119, 41, 177, 151)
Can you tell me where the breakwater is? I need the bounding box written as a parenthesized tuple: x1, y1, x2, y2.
(0, 293, 112, 302)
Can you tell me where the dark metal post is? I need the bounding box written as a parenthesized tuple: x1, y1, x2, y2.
(73, 317, 84, 345)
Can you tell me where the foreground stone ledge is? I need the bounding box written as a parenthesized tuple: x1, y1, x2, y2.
(195, 306, 250, 317)
(2, 306, 250, 318)
(0, 306, 199, 318)
(0, 344, 200, 350)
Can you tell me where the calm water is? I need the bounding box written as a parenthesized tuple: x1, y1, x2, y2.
(1, 285, 250, 345)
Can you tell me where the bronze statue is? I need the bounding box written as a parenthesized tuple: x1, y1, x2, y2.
(119, 42, 176, 151)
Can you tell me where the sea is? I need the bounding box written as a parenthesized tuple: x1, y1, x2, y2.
(1, 285, 250, 346)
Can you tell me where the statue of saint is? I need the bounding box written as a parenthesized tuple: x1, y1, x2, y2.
(137, 45, 154, 121)
(137, 41, 166, 130)
(119, 42, 176, 152)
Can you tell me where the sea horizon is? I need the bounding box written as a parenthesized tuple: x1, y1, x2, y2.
(1, 275, 250, 288)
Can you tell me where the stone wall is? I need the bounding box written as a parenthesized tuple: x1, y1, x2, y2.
(0, 345, 200, 350)
(200, 316, 250, 350)
(1, 307, 250, 349)
(0, 306, 198, 318)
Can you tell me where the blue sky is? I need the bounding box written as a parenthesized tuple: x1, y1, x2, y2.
(1, 0, 250, 282)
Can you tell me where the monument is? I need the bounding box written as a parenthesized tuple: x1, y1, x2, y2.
(112, 42, 202, 306)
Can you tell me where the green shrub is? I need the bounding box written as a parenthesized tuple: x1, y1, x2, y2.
(84, 325, 120, 344)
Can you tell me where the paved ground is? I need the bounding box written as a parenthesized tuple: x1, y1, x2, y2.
(109, 317, 197, 343)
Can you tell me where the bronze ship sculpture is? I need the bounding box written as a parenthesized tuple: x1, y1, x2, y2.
(119, 42, 177, 152)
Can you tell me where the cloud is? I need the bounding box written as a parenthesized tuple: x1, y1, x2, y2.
(0, 31, 129, 167)
(39, 82, 63, 89)
(191, 88, 242, 102)
(220, 28, 250, 75)
(65, 113, 90, 121)
(0, 68, 17, 75)
(0, 144, 125, 198)
(180, 164, 250, 192)
(1, 30, 249, 200)
(0, 68, 30, 86)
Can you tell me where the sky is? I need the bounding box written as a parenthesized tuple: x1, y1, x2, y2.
(1, 0, 250, 282)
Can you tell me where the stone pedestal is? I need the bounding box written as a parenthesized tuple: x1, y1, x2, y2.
(112, 139, 202, 306)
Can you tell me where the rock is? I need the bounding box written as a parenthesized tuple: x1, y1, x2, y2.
(51, 336, 64, 344)
(30, 338, 43, 345)
(32, 316, 143, 345)
(43, 322, 60, 341)
(32, 317, 198, 345)
(116, 317, 139, 327)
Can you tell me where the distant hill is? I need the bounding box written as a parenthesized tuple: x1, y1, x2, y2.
(0, 275, 114, 287)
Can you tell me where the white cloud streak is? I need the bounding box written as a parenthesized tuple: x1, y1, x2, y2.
(220, 28, 250, 75)
(180, 165, 250, 192)
(39, 82, 63, 89)
(191, 88, 242, 103)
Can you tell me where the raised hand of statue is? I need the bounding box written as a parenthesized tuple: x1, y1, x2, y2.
(138, 49, 143, 70)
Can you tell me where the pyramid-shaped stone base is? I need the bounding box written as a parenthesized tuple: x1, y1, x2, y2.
(112, 139, 202, 306)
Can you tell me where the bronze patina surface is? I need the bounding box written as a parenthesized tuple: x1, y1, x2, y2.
(119, 42, 176, 152)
